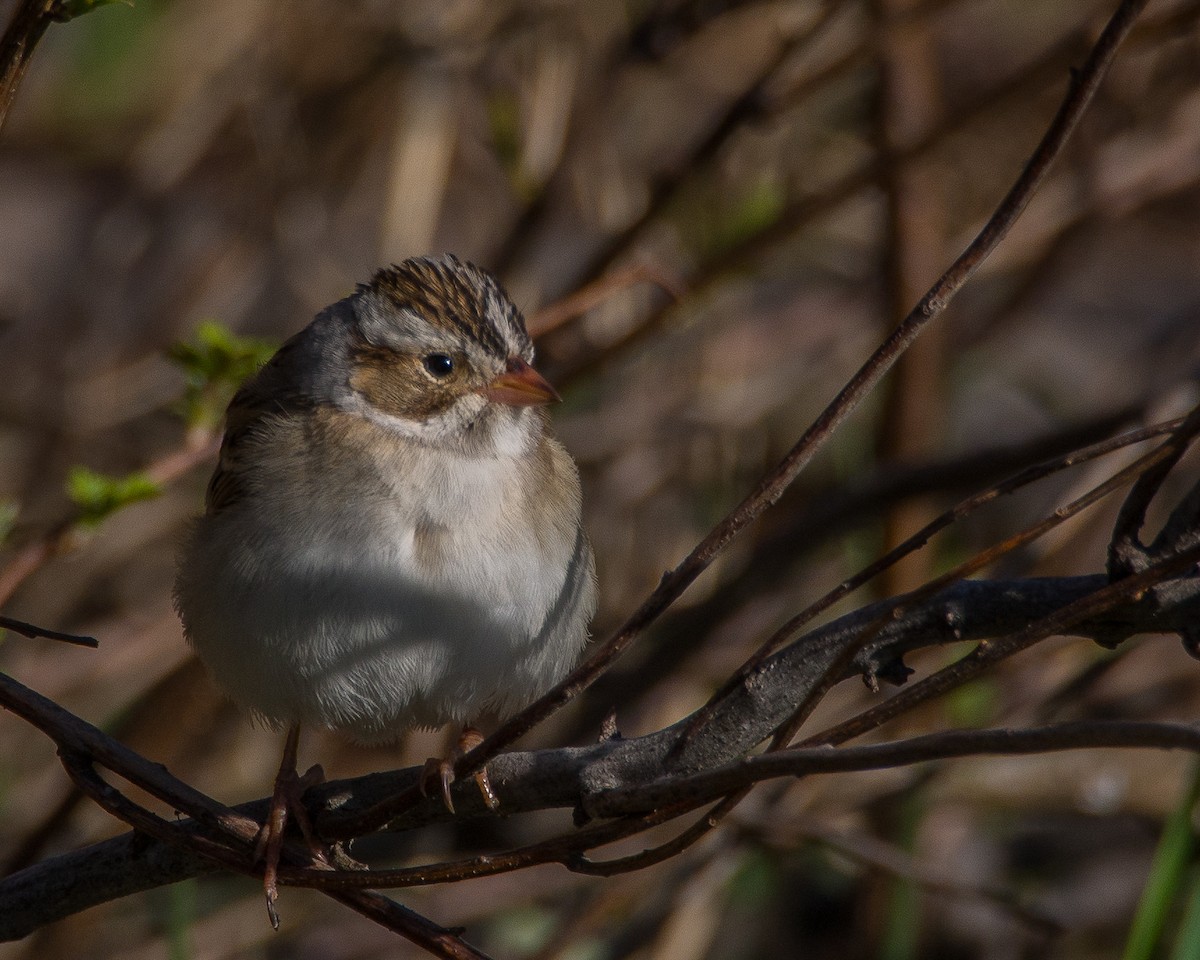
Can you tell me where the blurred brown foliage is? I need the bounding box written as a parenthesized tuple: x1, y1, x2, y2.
(2, 0, 1200, 958)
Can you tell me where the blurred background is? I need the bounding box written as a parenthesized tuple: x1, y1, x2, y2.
(2, 0, 1200, 957)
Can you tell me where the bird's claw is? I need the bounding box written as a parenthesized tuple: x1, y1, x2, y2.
(258, 728, 328, 929)
(418, 726, 499, 813)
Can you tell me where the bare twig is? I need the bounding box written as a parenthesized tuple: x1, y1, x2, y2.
(653, 413, 1186, 850)
(1109, 406, 1200, 575)
(764, 408, 1194, 747)
(528, 261, 686, 339)
(0, 433, 219, 606)
(568, 406, 1167, 734)
(0, 615, 96, 647)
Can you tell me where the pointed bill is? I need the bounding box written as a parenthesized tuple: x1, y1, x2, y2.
(483, 357, 561, 406)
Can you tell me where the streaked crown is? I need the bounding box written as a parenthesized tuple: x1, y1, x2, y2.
(361, 254, 531, 361)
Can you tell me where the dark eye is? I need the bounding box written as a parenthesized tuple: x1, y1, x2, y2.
(422, 353, 454, 378)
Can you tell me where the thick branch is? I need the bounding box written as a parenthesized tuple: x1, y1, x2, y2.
(588, 721, 1200, 817)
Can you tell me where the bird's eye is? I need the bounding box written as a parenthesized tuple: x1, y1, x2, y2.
(422, 353, 454, 378)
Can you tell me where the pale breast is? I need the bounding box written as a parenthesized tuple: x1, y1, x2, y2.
(176, 408, 595, 739)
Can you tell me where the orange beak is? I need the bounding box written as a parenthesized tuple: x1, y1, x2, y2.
(483, 357, 561, 407)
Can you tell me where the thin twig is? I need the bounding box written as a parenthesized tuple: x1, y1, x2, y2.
(1109, 405, 1200, 575)
(568, 405, 1165, 734)
(0, 615, 97, 647)
(658, 413, 1189, 862)
(0, 432, 219, 606)
(568, 790, 749, 877)
(528, 261, 686, 339)
(760, 410, 1193, 747)
(276, 802, 708, 891)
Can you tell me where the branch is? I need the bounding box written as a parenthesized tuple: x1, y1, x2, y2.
(3, 569, 1197, 938)
(0, 673, 495, 956)
(588, 721, 1200, 817)
(0, 615, 97, 647)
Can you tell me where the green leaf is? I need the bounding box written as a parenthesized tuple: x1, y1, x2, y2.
(680, 177, 786, 262)
(726, 848, 780, 908)
(167, 321, 277, 429)
(1123, 761, 1200, 960)
(67, 466, 161, 526)
(878, 786, 925, 960)
(486, 91, 539, 202)
(487, 92, 521, 174)
(1170, 866, 1200, 960)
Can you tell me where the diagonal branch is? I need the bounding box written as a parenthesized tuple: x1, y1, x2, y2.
(332, 0, 1154, 839)
(0, 615, 97, 647)
(0, 0, 56, 134)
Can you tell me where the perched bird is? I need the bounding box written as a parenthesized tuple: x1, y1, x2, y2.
(175, 254, 597, 920)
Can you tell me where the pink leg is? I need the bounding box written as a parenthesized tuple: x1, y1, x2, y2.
(257, 725, 327, 929)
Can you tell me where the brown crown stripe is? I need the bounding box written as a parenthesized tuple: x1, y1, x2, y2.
(368, 257, 510, 358)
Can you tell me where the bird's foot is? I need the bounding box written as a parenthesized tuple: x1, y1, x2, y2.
(419, 725, 499, 814)
(257, 726, 328, 929)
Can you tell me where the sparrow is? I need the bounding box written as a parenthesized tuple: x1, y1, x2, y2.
(174, 254, 597, 920)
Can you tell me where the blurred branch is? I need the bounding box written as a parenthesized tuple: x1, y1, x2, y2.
(492, 0, 846, 278)
(0, 0, 56, 133)
(789, 822, 1060, 937)
(550, 0, 1188, 387)
(870, 0, 949, 596)
(564, 0, 846, 288)
(0, 433, 219, 606)
(528, 260, 686, 338)
(0, 0, 129, 133)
